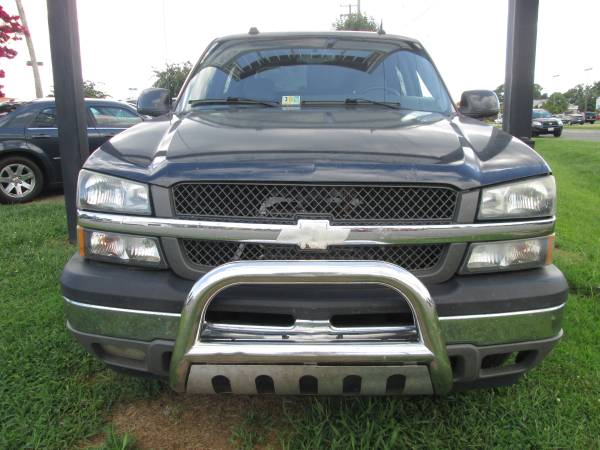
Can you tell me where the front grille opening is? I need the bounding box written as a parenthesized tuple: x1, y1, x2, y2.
(481, 352, 513, 369)
(385, 374, 406, 394)
(182, 240, 446, 272)
(172, 183, 458, 225)
(343, 375, 362, 394)
(161, 351, 172, 373)
(299, 375, 319, 394)
(255, 375, 275, 394)
(481, 350, 537, 371)
(330, 312, 414, 328)
(212, 375, 232, 394)
(449, 355, 466, 380)
(205, 310, 295, 327)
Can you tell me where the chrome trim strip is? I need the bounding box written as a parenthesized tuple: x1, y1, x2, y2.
(64, 298, 180, 342)
(78, 210, 555, 246)
(439, 303, 565, 346)
(439, 303, 565, 321)
(202, 319, 418, 341)
(64, 298, 180, 317)
(65, 297, 565, 348)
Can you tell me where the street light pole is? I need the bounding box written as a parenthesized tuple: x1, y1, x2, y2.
(14, 0, 43, 98)
(584, 67, 593, 111)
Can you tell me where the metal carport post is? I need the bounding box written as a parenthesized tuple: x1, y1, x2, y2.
(46, 0, 88, 243)
(503, 0, 539, 146)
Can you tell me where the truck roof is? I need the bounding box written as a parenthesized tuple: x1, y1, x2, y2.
(214, 30, 422, 46)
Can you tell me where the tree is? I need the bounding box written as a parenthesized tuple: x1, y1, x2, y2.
(494, 84, 504, 103)
(533, 84, 546, 99)
(494, 83, 545, 103)
(0, 5, 26, 97)
(153, 62, 192, 98)
(543, 92, 568, 114)
(334, 12, 378, 31)
(82, 80, 108, 98)
(564, 82, 600, 111)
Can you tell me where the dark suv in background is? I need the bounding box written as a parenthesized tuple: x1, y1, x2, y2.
(584, 112, 596, 124)
(531, 109, 562, 137)
(0, 99, 142, 203)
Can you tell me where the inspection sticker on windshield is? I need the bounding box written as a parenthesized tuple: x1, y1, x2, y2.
(281, 95, 301, 106)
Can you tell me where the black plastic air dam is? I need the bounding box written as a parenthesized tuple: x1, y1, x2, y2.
(61, 255, 568, 317)
(67, 324, 562, 391)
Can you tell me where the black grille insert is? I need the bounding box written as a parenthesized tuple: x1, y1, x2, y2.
(182, 240, 446, 272)
(172, 183, 458, 224)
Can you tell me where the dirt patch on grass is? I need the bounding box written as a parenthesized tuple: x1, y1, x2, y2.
(110, 392, 295, 449)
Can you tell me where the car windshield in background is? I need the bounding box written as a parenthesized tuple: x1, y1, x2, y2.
(532, 110, 552, 119)
(178, 38, 453, 114)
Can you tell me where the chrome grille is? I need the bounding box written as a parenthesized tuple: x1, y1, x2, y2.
(182, 240, 446, 272)
(172, 183, 458, 224)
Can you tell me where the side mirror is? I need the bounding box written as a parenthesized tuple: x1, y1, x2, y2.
(458, 90, 500, 120)
(137, 88, 172, 117)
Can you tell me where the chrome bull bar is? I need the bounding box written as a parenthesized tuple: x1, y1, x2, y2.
(169, 260, 453, 395)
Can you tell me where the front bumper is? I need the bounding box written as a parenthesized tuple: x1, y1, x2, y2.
(532, 124, 563, 134)
(63, 258, 567, 394)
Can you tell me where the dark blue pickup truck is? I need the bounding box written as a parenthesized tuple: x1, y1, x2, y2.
(61, 31, 566, 396)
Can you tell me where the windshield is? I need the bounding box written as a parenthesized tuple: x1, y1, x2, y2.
(178, 37, 453, 114)
(532, 110, 552, 119)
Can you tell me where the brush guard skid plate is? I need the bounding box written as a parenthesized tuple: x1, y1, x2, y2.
(169, 260, 453, 395)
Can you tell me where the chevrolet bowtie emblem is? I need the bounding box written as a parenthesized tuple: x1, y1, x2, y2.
(276, 219, 350, 250)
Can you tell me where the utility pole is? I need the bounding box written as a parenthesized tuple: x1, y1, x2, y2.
(15, 0, 43, 98)
(340, 3, 354, 17)
(340, 1, 361, 17)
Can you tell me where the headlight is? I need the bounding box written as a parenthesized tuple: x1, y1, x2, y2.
(556, 119, 563, 126)
(478, 176, 556, 220)
(80, 228, 163, 267)
(77, 169, 151, 215)
(462, 236, 553, 273)
(532, 120, 542, 127)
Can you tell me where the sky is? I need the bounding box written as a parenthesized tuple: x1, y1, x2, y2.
(2, 0, 599, 102)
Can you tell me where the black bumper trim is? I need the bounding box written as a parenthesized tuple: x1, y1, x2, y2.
(67, 324, 561, 390)
(60, 255, 568, 317)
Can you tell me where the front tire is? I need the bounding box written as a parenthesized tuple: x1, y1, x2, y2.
(0, 156, 44, 203)
(553, 129, 562, 137)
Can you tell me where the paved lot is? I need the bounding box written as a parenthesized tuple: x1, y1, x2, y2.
(559, 128, 600, 142)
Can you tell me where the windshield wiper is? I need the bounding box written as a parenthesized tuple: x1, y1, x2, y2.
(188, 97, 277, 107)
(344, 98, 401, 109)
(299, 99, 401, 109)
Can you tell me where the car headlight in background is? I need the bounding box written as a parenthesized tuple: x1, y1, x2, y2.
(478, 176, 556, 220)
(532, 120, 542, 127)
(462, 236, 553, 273)
(79, 228, 163, 267)
(77, 169, 151, 215)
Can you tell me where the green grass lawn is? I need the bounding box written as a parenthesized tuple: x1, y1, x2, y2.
(1, 140, 599, 449)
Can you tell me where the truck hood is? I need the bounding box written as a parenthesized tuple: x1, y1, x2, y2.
(533, 117, 560, 123)
(86, 107, 550, 190)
